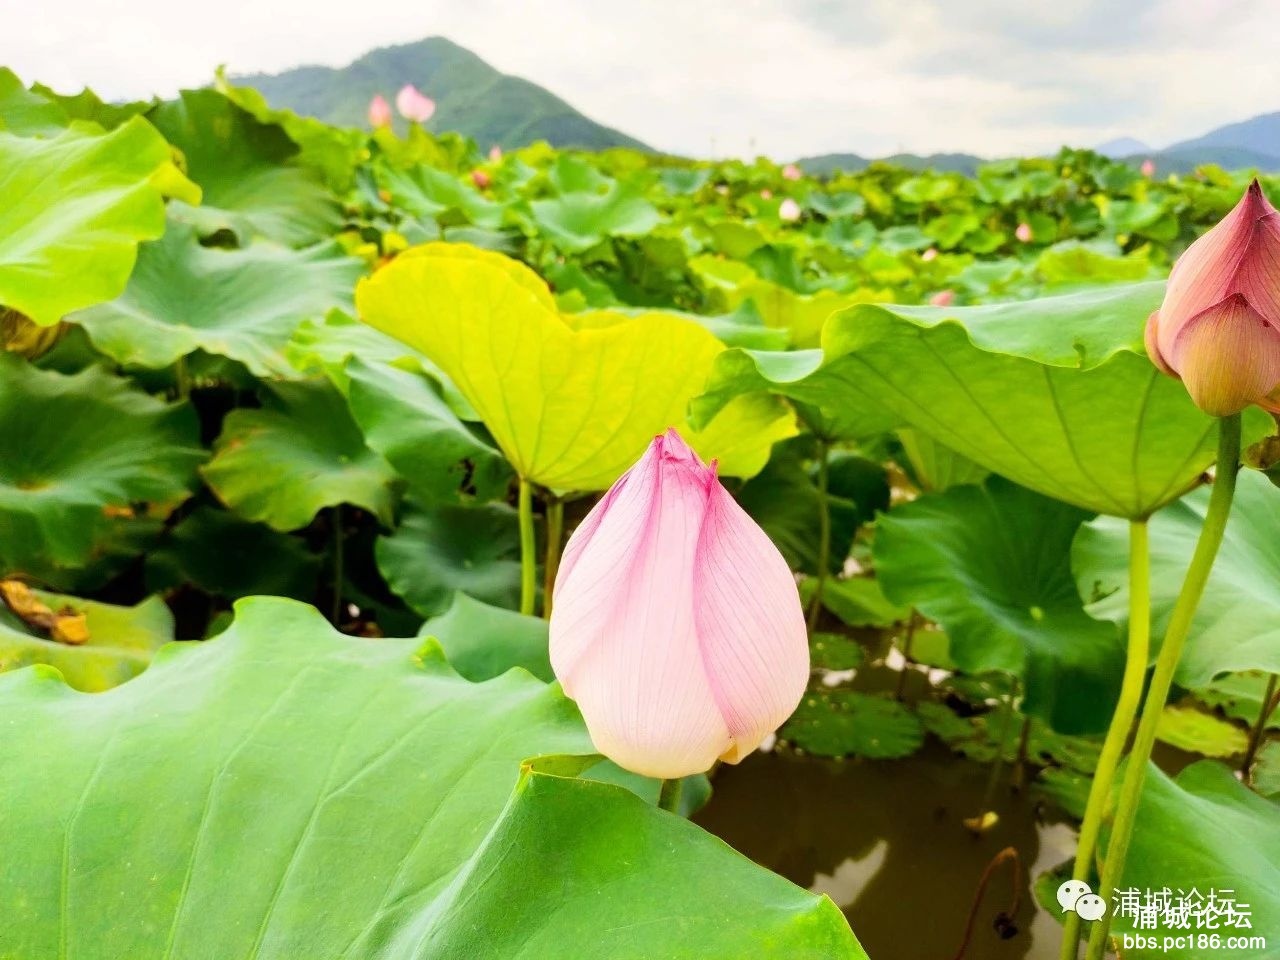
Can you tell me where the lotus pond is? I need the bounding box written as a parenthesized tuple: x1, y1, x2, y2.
(0, 69, 1277, 960)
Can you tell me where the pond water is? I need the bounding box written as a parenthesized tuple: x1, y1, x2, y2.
(695, 742, 1078, 959)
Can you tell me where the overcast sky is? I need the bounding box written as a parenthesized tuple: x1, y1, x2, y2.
(3, 0, 1277, 159)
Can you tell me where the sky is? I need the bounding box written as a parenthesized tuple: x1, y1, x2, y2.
(3, 0, 1278, 159)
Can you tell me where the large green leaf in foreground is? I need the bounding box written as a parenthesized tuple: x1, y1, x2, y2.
(0, 355, 202, 572)
(696, 283, 1270, 517)
(1104, 761, 1279, 959)
(1073, 470, 1280, 687)
(0, 598, 863, 959)
(0, 117, 198, 325)
(875, 477, 1122, 733)
(357, 244, 751, 491)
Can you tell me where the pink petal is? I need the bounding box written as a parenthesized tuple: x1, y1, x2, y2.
(691, 482, 809, 763)
(1169, 294, 1280, 416)
(1015, 222, 1033, 243)
(779, 198, 802, 222)
(367, 95, 392, 128)
(929, 289, 955, 307)
(1144, 310, 1176, 377)
(782, 163, 802, 181)
(395, 84, 435, 123)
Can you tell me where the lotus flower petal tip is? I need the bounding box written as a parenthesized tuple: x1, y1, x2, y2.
(548, 428, 809, 779)
(396, 84, 435, 123)
(1146, 179, 1280, 415)
(367, 94, 392, 128)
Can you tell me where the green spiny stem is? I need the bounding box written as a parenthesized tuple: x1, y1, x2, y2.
(1085, 414, 1241, 960)
(1242, 672, 1279, 778)
(1058, 518, 1150, 960)
(806, 441, 832, 632)
(658, 778, 683, 814)
(518, 478, 537, 616)
(542, 496, 564, 620)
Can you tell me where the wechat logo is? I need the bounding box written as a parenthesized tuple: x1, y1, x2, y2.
(1058, 880, 1108, 922)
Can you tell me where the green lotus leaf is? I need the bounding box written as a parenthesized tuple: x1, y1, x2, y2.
(698, 282, 1271, 516)
(875, 477, 1123, 734)
(145, 506, 322, 602)
(0, 597, 862, 958)
(377, 162, 506, 229)
(801, 576, 911, 628)
(528, 180, 660, 252)
(0, 68, 69, 136)
(0, 116, 198, 326)
(357, 244, 736, 491)
(148, 89, 342, 246)
(420, 592, 552, 682)
(345, 357, 511, 504)
(1073, 470, 1280, 688)
(0, 355, 202, 573)
(895, 429, 990, 492)
(377, 498, 522, 617)
(74, 221, 364, 377)
(0, 589, 172, 691)
(1155, 706, 1248, 759)
(783, 690, 924, 759)
(202, 380, 399, 531)
(1192, 671, 1280, 731)
(1103, 761, 1279, 958)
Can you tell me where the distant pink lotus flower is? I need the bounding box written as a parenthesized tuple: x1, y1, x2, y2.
(929, 289, 955, 307)
(367, 95, 392, 128)
(921, 247, 938, 262)
(1015, 222, 1033, 243)
(1141, 159, 1156, 177)
(782, 163, 802, 181)
(779, 198, 802, 222)
(549, 429, 809, 779)
(396, 84, 435, 123)
(471, 169, 492, 190)
(760, 188, 773, 200)
(1146, 179, 1280, 415)
(488, 145, 503, 162)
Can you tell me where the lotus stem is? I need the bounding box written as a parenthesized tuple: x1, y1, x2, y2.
(1058, 518, 1150, 960)
(895, 610, 920, 701)
(970, 681, 1016, 831)
(657, 777, 683, 814)
(950, 846, 1022, 960)
(542, 496, 564, 619)
(806, 440, 832, 631)
(1242, 672, 1279, 778)
(330, 504, 345, 627)
(174, 354, 191, 401)
(518, 478, 537, 616)
(1085, 413, 1241, 960)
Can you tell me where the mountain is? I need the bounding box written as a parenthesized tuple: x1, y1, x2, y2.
(798, 151, 984, 177)
(232, 37, 648, 152)
(1167, 112, 1280, 158)
(1127, 145, 1280, 175)
(1096, 136, 1151, 159)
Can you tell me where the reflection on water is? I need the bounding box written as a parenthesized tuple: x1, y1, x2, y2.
(694, 743, 1077, 960)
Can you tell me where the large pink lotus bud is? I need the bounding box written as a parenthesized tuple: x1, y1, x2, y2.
(1141, 158, 1156, 177)
(396, 84, 435, 123)
(549, 429, 809, 779)
(779, 197, 802, 222)
(782, 163, 802, 181)
(1015, 222, 1033, 243)
(368, 95, 392, 128)
(1145, 180, 1280, 415)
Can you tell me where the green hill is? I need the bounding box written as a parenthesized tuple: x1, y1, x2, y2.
(798, 151, 984, 177)
(232, 37, 649, 151)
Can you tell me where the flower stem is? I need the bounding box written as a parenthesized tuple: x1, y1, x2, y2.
(658, 777, 683, 814)
(1058, 518, 1150, 960)
(1085, 413, 1241, 960)
(542, 496, 564, 619)
(330, 504, 345, 627)
(518, 478, 537, 616)
(1242, 672, 1279, 778)
(807, 440, 832, 632)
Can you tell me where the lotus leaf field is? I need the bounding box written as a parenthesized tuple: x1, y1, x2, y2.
(0, 67, 1277, 960)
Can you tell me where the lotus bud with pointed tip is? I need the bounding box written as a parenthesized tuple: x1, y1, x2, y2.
(781, 163, 802, 181)
(488, 145, 503, 162)
(779, 197, 802, 222)
(549, 429, 809, 779)
(1145, 179, 1280, 415)
(471, 169, 491, 190)
(1141, 158, 1156, 177)
(396, 84, 435, 123)
(368, 94, 392, 128)
(929, 289, 955, 307)
(1015, 222, 1033, 243)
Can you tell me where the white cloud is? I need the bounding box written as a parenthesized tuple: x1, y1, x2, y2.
(1, 0, 1277, 158)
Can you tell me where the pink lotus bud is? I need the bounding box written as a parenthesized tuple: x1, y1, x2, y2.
(1145, 180, 1280, 415)
(1141, 159, 1156, 177)
(471, 169, 491, 189)
(395, 84, 435, 123)
(929, 289, 955, 307)
(760, 188, 773, 200)
(921, 247, 938, 262)
(782, 163, 802, 181)
(1015, 222, 1033, 243)
(488, 145, 503, 162)
(367, 95, 392, 128)
(779, 197, 802, 222)
(549, 429, 809, 779)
